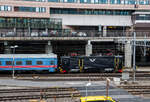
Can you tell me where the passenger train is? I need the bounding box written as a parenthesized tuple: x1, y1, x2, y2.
(0, 54, 57, 72)
(0, 54, 123, 73)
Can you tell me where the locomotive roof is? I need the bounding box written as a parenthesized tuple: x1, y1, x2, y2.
(0, 54, 57, 58)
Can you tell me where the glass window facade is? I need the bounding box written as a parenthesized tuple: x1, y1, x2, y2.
(0, 17, 62, 29)
(14, 6, 46, 13)
(48, 0, 59, 2)
(24, 0, 46, 2)
(0, 5, 12, 11)
(136, 14, 150, 20)
(23, 0, 150, 5)
(50, 8, 132, 15)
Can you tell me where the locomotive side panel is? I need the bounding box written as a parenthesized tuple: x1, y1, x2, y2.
(83, 56, 115, 72)
(61, 56, 123, 73)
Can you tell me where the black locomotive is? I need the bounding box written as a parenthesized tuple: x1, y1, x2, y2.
(60, 55, 123, 73)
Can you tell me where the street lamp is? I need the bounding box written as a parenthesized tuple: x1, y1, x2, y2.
(133, 32, 136, 82)
(85, 82, 91, 98)
(10, 45, 18, 79)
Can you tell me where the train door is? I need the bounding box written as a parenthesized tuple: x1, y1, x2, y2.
(114, 56, 123, 72)
(60, 56, 70, 73)
(78, 57, 84, 73)
(69, 57, 81, 72)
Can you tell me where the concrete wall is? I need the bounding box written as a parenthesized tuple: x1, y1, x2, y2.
(50, 14, 132, 26)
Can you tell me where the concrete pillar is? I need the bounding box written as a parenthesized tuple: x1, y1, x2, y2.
(77, 0, 80, 3)
(4, 41, 11, 54)
(103, 26, 107, 37)
(28, 21, 31, 36)
(14, 28, 16, 35)
(45, 28, 48, 34)
(85, 40, 92, 56)
(45, 41, 53, 54)
(125, 41, 132, 68)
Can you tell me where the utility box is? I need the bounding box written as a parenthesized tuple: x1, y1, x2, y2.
(122, 72, 129, 80)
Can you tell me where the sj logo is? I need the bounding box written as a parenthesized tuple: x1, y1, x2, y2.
(89, 58, 96, 62)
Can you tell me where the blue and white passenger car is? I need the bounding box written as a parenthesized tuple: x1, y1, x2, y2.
(0, 54, 57, 72)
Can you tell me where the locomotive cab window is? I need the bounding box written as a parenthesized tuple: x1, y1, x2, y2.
(26, 61, 32, 65)
(37, 61, 43, 65)
(50, 60, 54, 65)
(16, 61, 22, 65)
(6, 61, 12, 65)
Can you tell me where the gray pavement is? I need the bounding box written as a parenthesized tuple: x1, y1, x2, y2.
(0, 79, 150, 102)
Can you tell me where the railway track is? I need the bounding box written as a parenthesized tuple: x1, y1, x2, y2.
(0, 72, 150, 77)
(0, 87, 80, 101)
(118, 85, 150, 96)
(0, 72, 150, 81)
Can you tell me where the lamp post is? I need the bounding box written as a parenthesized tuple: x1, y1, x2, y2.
(106, 78, 110, 97)
(133, 32, 136, 82)
(10, 45, 18, 79)
(85, 82, 91, 102)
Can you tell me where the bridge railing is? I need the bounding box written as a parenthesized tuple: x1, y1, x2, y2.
(0, 30, 150, 37)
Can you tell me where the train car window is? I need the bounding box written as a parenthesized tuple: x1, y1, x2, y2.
(6, 61, 12, 65)
(16, 61, 22, 65)
(50, 60, 54, 65)
(26, 61, 32, 65)
(0, 61, 1, 65)
(37, 61, 43, 65)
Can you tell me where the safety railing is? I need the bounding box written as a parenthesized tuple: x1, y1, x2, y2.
(0, 30, 150, 37)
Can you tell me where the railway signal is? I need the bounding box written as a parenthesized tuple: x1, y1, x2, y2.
(118, 32, 150, 82)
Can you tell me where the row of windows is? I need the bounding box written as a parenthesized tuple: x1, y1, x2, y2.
(23, 0, 150, 5)
(0, 60, 55, 65)
(0, 6, 46, 13)
(14, 7, 46, 13)
(136, 14, 150, 20)
(79, 0, 150, 4)
(50, 8, 132, 15)
(0, 17, 62, 29)
(0, 18, 62, 23)
(0, 5, 12, 11)
(24, 0, 46, 2)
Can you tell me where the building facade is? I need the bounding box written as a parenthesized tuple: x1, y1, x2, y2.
(0, 0, 150, 36)
(0, 0, 150, 67)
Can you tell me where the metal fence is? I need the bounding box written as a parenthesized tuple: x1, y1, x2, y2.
(0, 30, 150, 37)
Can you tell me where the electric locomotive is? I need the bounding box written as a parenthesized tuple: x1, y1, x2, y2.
(60, 55, 123, 73)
